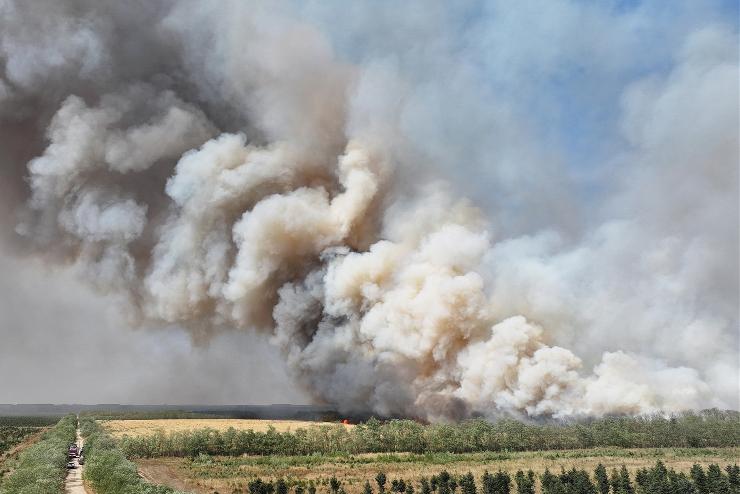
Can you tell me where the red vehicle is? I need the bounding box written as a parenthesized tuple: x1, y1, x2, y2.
(68, 445, 78, 457)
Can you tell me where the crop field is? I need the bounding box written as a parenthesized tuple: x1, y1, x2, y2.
(0, 416, 58, 481)
(103, 418, 354, 438)
(135, 448, 740, 494)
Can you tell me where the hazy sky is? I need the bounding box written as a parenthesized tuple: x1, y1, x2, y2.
(0, 0, 737, 412)
(0, 254, 307, 404)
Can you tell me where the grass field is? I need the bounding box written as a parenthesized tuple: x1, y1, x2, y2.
(135, 447, 740, 494)
(103, 419, 354, 438)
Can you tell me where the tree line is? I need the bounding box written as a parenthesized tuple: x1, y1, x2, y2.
(243, 462, 740, 494)
(118, 410, 740, 458)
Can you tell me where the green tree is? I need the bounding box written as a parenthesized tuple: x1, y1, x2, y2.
(330, 477, 341, 494)
(513, 471, 535, 494)
(594, 464, 609, 494)
(726, 465, 740, 490)
(364, 481, 374, 494)
(482, 471, 494, 494)
(459, 472, 476, 494)
(493, 472, 511, 494)
(420, 477, 432, 494)
(377, 472, 388, 493)
(691, 464, 708, 494)
(707, 464, 731, 494)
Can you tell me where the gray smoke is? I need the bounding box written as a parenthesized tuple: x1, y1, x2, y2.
(0, 0, 737, 419)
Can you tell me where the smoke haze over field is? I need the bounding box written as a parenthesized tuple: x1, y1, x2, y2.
(0, 0, 737, 418)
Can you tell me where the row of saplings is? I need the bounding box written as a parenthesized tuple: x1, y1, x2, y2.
(244, 463, 740, 494)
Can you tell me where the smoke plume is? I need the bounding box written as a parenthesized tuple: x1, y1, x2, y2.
(1, 0, 737, 419)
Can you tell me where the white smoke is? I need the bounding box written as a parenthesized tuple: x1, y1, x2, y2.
(1, 0, 737, 419)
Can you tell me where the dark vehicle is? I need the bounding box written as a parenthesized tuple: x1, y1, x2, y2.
(66, 461, 76, 469)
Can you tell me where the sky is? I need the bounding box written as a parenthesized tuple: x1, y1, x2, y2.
(0, 0, 737, 412)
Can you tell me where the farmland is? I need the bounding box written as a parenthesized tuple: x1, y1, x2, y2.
(104, 419, 353, 438)
(135, 448, 740, 494)
(90, 412, 740, 493)
(0, 416, 59, 479)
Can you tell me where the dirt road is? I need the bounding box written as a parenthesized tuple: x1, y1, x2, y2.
(64, 422, 88, 494)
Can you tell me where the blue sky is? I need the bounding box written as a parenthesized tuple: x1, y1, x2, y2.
(298, 0, 739, 219)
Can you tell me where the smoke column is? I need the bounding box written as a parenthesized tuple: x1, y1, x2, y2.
(0, 1, 737, 419)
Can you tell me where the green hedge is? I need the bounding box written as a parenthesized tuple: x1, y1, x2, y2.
(0, 414, 76, 494)
(80, 418, 185, 494)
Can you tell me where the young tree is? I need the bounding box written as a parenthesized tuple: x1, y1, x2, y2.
(481, 471, 494, 494)
(391, 479, 407, 493)
(594, 464, 609, 494)
(420, 477, 432, 494)
(364, 481, 374, 494)
(726, 464, 740, 489)
(706, 464, 731, 494)
(377, 472, 388, 493)
(277, 478, 288, 494)
(295, 486, 305, 494)
(438, 471, 452, 494)
(513, 471, 535, 494)
(541, 468, 566, 494)
(618, 465, 634, 494)
(308, 483, 316, 494)
(330, 477, 341, 494)
(449, 477, 458, 494)
(609, 469, 621, 494)
(459, 472, 476, 494)
(493, 472, 511, 494)
(691, 464, 708, 494)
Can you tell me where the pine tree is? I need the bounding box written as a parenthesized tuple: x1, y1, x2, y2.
(707, 464, 731, 494)
(364, 481, 374, 494)
(726, 464, 740, 490)
(594, 464, 609, 494)
(420, 477, 432, 494)
(460, 472, 476, 494)
(482, 471, 494, 494)
(330, 477, 341, 494)
(609, 469, 621, 494)
(277, 478, 288, 494)
(493, 471, 511, 494)
(691, 464, 708, 494)
(513, 471, 535, 494)
(619, 465, 633, 494)
(377, 472, 388, 493)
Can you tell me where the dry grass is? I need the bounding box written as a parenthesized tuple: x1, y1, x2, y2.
(103, 419, 353, 438)
(135, 448, 740, 494)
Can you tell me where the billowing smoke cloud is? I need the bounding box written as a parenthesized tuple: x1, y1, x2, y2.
(0, 0, 737, 419)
